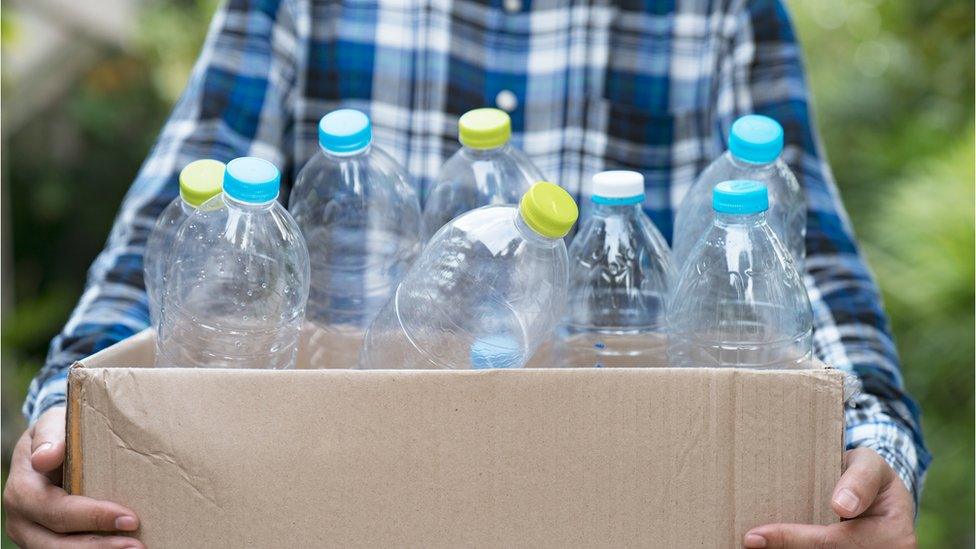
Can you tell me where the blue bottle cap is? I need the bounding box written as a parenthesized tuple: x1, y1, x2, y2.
(318, 109, 372, 154)
(712, 180, 769, 214)
(470, 335, 523, 369)
(728, 115, 784, 164)
(223, 157, 280, 203)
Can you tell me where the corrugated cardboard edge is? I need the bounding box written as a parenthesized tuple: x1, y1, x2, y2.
(65, 368, 84, 495)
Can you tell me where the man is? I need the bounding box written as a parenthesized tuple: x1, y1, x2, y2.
(3, 0, 928, 547)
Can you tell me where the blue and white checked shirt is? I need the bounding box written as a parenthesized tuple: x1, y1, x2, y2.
(26, 0, 929, 506)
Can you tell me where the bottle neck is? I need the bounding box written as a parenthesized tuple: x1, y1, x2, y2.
(515, 211, 562, 248)
(727, 151, 775, 171)
(462, 142, 510, 159)
(322, 143, 372, 159)
(224, 193, 277, 211)
(178, 200, 197, 216)
(590, 201, 643, 219)
(714, 210, 767, 228)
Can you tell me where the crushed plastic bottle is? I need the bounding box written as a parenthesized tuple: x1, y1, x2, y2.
(362, 182, 578, 369)
(156, 157, 310, 369)
(667, 180, 813, 369)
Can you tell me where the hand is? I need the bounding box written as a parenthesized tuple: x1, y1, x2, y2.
(743, 447, 916, 548)
(3, 407, 145, 548)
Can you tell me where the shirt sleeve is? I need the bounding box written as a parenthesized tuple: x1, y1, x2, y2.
(22, 0, 300, 425)
(728, 0, 931, 507)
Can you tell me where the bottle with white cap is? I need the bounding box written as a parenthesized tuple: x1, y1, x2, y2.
(422, 108, 545, 240)
(667, 180, 812, 369)
(553, 170, 673, 367)
(362, 182, 578, 369)
(144, 159, 224, 330)
(672, 114, 805, 270)
(156, 157, 310, 369)
(289, 109, 422, 368)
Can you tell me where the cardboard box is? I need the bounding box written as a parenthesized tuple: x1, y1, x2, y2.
(67, 329, 844, 547)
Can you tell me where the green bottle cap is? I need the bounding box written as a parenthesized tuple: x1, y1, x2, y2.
(179, 159, 225, 207)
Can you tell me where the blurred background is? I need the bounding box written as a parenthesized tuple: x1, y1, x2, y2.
(1, 0, 972, 546)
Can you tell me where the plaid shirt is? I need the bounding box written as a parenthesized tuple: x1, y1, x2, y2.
(26, 0, 929, 506)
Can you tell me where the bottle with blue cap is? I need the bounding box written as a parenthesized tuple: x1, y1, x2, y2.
(667, 180, 812, 369)
(422, 108, 545, 240)
(553, 171, 673, 367)
(155, 157, 310, 369)
(672, 114, 805, 270)
(145, 159, 225, 330)
(288, 109, 421, 368)
(361, 182, 579, 369)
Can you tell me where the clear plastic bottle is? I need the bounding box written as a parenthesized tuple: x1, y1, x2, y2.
(156, 157, 310, 369)
(555, 171, 674, 367)
(422, 108, 544, 240)
(289, 109, 422, 368)
(667, 180, 813, 369)
(672, 115, 805, 270)
(144, 159, 224, 329)
(361, 182, 578, 369)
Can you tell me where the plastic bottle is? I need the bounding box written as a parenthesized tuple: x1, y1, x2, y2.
(289, 109, 422, 368)
(156, 157, 310, 369)
(422, 108, 544, 240)
(672, 115, 805, 269)
(667, 180, 813, 369)
(361, 182, 578, 370)
(144, 159, 224, 329)
(554, 171, 673, 367)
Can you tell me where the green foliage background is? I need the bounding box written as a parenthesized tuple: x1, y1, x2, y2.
(1, 0, 972, 546)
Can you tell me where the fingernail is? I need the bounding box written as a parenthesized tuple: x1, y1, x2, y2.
(32, 442, 52, 456)
(115, 516, 138, 531)
(744, 533, 767, 548)
(834, 488, 860, 513)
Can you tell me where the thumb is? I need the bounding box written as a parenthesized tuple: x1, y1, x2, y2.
(30, 407, 67, 473)
(744, 523, 835, 549)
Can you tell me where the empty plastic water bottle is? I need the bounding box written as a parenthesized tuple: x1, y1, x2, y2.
(156, 157, 310, 369)
(144, 159, 224, 329)
(555, 171, 673, 367)
(422, 108, 544, 240)
(289, 109, 422, 367)
(361, 182, 578, 369)
(672, 115, 805, 269)
(667, 180, 812, 369)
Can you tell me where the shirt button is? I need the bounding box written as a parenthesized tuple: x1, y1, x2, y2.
(495, 89, 518, 112)
(503, 0, 521, 12)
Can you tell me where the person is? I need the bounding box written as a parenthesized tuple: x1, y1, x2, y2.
(3, 0, 929, 547)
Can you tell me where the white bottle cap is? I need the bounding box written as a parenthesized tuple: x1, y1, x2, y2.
(592, 171, 645, 205)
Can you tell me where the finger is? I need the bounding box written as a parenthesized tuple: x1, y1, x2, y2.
(10, 517, 144, 549)
(20, 486, 140, 534)
(31, 407, 67, 474)
(744, 523, 837, 549)
(832, 447, 890, 518)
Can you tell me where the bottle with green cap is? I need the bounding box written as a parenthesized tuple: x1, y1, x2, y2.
(361, 181, 579, 369)
(672, 114, 805, 270)
(667, 179, 812, 369)
(422, 108, 545, 240)
(289, 109, 422, 368)
(155, 157, 310, 369)
(144, 159, 225, 330)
